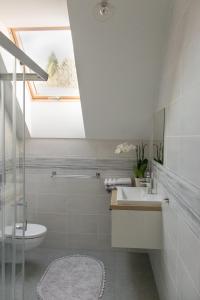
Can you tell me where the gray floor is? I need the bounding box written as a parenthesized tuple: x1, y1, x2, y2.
(15, 247, 159, 300)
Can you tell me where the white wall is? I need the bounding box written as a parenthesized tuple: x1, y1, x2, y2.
(1, 0, 170, 140)
(1, 3, 86, 139)
(0, 0, 70, 27)
(25, 138, 137, 250)
(157, 0, 200, 188)
(67, 0, 170, 140)
(31, 101, 85, 138)
(151, 0, 200, 299)
(0, 24, 32, 134)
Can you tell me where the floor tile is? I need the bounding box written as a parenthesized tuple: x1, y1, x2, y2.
(13, 247, 159, 300)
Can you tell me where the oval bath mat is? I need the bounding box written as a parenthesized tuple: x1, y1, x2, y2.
(37, 255, 105, 300)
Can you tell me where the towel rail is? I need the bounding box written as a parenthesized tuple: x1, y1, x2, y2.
(51, 171, 100, 179)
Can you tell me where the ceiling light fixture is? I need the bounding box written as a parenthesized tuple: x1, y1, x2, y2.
(94, 0, 114, 22)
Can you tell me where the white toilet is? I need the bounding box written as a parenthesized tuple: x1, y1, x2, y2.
(3, 223, 47, 262)
(5, 223, 47, 251)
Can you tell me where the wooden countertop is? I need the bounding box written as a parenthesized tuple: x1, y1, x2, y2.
(110, 190, 162, 211)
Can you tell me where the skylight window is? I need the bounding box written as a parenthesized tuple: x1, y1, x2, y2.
(11, 27, 80, 100)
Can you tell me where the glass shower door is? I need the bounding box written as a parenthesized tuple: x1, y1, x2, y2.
(0, 48, 26, 300)
(0, 73, 6, 300)
(0, 30, 47, 300)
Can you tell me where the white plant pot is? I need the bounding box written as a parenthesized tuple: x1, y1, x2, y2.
(135, 178, 143, 187)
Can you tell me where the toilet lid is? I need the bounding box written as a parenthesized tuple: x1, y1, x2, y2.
(5, 223, 47, 239)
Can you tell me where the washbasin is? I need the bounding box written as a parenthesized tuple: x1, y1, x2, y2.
(116, 187, 162, 206)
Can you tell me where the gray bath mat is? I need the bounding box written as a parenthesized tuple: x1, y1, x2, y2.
(37, 255, 105, 300)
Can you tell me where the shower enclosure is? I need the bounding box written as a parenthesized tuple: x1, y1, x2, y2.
(0, 31, 47, 300)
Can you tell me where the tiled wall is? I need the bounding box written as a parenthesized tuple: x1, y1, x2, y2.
(151, 163, 200, 300)
(151, 0, 200, 299)
(0, 103, 23, 226)
(25, 139, 141, 250)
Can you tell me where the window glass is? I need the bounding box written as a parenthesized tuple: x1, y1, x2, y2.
(13, 28, 79, 99)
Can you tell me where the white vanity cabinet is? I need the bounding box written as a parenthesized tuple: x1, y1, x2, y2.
(110, 191, 162, 249)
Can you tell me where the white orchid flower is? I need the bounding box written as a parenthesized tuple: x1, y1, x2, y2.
(122, 143, 130, 152)
(114, 143, 136, 154)
(128, 144, 136, 151)
(114, 147, 122, 154)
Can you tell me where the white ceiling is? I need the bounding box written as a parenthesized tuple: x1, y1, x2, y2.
(0, 0, 171, 140)
(0, 0, 70, 27)
(68, 0, 171, 139)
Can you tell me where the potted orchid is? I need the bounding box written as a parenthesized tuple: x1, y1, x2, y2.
(115, 142, 148, 186)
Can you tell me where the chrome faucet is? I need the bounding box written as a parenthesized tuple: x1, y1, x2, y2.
(140, 171, 154, 194)
(146, 177, 153, 194)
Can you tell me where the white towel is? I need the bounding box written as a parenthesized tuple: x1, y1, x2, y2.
(104, 177, 132, 186)
(104, 177, 132, 192)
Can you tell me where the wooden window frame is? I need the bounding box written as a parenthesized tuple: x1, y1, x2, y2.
(10, 27, 80, 101)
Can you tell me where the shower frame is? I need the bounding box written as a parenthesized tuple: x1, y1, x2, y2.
(0, 32, 48, 81)
(0, 31, 48, 300)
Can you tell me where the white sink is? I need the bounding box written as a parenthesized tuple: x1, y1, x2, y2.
(116, 187, 162, 206)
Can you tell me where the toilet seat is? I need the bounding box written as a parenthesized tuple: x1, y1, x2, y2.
(5, 224, 47, 239)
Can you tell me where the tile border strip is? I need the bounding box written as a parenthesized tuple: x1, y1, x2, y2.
(153, 161, 200, 239)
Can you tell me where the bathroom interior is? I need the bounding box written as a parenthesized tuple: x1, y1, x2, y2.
(0, 0, 200, 299)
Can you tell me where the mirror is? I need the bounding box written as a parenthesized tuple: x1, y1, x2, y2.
(153, 108, 165, 164)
